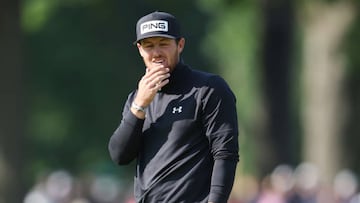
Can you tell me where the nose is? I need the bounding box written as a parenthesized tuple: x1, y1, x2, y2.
(152, 45, 162, 57)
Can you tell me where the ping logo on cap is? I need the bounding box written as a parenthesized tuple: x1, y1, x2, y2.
(140, 20, 168, 34)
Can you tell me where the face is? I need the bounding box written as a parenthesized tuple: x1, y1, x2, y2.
(137, 37, 185, 72)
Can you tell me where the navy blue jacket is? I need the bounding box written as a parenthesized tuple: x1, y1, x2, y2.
(109, 61, 239, 203)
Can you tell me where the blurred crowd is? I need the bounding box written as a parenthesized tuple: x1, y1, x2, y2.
(23, 162, 359, 203)
(229, 162, 360, 203)
(23, 170, 135, 203)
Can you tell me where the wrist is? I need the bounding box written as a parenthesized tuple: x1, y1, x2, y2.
(131, 102, 147, 113)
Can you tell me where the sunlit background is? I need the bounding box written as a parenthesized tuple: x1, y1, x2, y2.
(0, 0, 359, 202)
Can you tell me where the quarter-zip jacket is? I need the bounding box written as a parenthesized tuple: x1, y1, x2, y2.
(108, 61, 239, 203)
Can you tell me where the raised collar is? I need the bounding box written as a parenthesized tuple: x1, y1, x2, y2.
(159, 60, 190, 93)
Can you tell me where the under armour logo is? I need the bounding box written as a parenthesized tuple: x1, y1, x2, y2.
(172, 106, 182, 114)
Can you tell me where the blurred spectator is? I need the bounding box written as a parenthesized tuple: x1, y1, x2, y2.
(89, 174, 121, 203)
(24, 189, 51, 203)
(253, 175, 286, 203)
(24, 169, 74, 203)
(333, 169, 358, 203)
(271, 164, 295, 198)
(23, 169, 89, 203)
(229, 174, 259, 203)
(287, 162, 320, 203)
(46, 170, 74, 202)
(349, 193, 360, 203)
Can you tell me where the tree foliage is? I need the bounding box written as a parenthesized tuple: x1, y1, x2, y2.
(21, 0, 212, 190)
(196, 0, 263, 174)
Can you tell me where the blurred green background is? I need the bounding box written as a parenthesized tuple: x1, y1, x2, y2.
(1, 0, 359, 202)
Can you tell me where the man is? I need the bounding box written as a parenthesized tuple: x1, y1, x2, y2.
(108, 11, 239, 203)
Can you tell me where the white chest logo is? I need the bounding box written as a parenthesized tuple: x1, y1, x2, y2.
(172, 106, 183, 114)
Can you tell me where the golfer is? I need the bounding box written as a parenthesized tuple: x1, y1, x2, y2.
(108, 11, 239, 203)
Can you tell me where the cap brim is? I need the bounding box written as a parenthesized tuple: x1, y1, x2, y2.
(133, 34, 177, 45)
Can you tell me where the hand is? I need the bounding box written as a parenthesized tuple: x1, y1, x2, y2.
(133, 65, 170, 107)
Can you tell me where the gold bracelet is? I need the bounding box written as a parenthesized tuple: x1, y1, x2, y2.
(131, 102, 146, 113)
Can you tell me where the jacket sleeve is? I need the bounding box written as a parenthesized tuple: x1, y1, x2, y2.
(108, 92, 144, 165)
(201, 76, 239, 203)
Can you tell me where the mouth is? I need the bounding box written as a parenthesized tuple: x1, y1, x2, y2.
(153, 59, 166, 66)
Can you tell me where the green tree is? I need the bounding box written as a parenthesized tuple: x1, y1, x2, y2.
(197, 0, 298, 176)
(20, 0, 213, 197)
(197, 0, 263, 176)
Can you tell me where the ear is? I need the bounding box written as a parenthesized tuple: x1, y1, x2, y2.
(137, 43, 144, 57)
(178, 38, 185, 53)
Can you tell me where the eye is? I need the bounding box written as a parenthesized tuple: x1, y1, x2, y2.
(160, 42, 170, 47)
(143, 44, 154, 49)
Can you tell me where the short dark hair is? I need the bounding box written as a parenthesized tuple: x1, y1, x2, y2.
(175, 37, 182, 44)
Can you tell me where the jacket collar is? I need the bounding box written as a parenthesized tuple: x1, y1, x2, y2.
(160, 59, 190, 93)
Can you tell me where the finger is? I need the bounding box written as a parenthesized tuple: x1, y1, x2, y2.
(149, 73, 170, 88)
(146, 66, 169, 77)
(145, 71, 170, 87)
(148, 62, 167, 70)
(157, 78, 170, 89)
